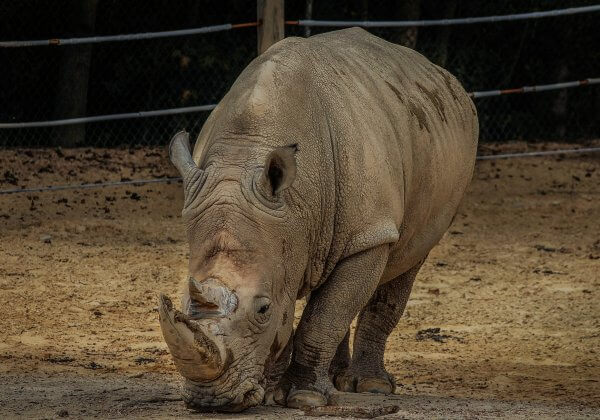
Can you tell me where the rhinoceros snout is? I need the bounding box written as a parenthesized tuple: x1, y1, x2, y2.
(185, 277, 238, 318)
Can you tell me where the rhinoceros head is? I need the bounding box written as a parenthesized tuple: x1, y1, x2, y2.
(159, 130, 303, 411)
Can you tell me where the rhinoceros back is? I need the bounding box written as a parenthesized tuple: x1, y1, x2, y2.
(301, 28, 479, 279)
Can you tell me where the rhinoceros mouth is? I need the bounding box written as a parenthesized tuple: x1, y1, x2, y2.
(160, 294, 267, 411)
(183, 378, 265, 412)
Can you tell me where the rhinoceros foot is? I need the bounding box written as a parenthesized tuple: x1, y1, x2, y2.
(267, 369, 336, 408)
(286, 388, 328, 408)
(334, 370, 396, 394)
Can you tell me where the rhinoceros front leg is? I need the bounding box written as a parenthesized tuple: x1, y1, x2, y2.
(334, 259, 424, 394)
(275, 245, 390, 408)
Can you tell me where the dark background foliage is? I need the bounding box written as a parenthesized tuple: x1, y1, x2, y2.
(0, 0, 598, 146)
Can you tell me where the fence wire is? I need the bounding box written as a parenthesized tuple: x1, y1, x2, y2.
(287, 0, 600, 143)
(1, 0, 599, 147)
(288, 4, 600, 27)
(2, 146, 599, 196)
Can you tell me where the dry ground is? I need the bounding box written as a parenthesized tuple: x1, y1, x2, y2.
(0, 141, 599, 419)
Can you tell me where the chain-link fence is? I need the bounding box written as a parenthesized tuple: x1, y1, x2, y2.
(0, 0, 256, 147)
(1, 0, 598, 147)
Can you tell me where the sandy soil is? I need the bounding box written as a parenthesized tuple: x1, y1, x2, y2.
(0, 141, 599, 419)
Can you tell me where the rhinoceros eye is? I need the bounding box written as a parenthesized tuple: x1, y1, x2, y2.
(253, 297, 272, 324)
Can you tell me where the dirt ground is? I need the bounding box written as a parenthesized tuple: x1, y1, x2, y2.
(0, 141, 599, 419)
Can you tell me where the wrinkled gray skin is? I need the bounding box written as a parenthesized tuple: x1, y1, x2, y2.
(159, 28, 478, 412)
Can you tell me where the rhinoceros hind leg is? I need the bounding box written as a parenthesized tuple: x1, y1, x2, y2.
(328, 329, 351, 380)
(334, 259, 425, 394)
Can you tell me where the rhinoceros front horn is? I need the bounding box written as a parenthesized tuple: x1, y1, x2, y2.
(169, 131, 205, 204)
(158, 294, 228, 382)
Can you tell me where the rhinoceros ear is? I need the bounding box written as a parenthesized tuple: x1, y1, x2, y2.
(260, 144, 298, 196)
(169, 130, 205, 204)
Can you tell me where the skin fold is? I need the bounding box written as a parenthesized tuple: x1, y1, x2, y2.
(159, 27, 479, 411)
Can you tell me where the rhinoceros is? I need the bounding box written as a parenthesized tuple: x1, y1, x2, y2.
(158, 27, 478, 411)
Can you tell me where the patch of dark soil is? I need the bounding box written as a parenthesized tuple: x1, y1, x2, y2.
(45, 355, 75, 364)
(2, 170, 18, 185)
(134, 357, 156, 365)
(416, 328, 463, 343)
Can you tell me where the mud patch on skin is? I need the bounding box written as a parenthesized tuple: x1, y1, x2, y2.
(263, 333, 282, 379)
(384, 81, 405, 104)
(439, 70, 460, 103)
(408, 100, 430, 133)
(416, 81, 447, 123)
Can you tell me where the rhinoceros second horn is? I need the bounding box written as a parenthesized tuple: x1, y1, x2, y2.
(168, 131, 205, 205)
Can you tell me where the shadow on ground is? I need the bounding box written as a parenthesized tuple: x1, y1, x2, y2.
(1, 373, 598, 419)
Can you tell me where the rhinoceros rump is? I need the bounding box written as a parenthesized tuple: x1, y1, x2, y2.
(159, 28, 478, 411)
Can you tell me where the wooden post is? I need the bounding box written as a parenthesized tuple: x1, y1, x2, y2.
(257, 0, 284, 55)
(52, 0, 98, 147)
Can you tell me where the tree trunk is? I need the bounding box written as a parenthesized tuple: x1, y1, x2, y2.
(396, 0, 421, 49)
(361, 0, 369, 21)
(552, 64, 569, 139)
(52, 0, 98, 147)
(429, 0, 457, 67)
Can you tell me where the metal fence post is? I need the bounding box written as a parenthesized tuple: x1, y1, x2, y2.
(257, 0, 284, 55)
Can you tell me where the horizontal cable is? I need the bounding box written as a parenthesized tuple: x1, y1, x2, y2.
(3, 4, 596, 48)
(0, 104, 216, 128)
(1, 76, 598, 129)
(476, 147, 600, 160)
(0, 22, 258, 48)
(469, 78, 599, 98)
(1, 148, 599, 195)
(0, 177, 182, 195)
(286, 4, 600, 28)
